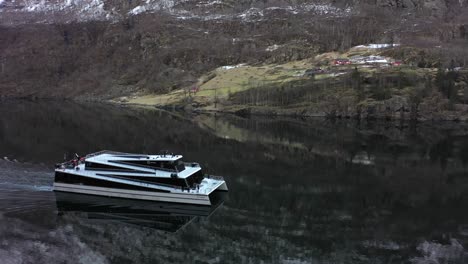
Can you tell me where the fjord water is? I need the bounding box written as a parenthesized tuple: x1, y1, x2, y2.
(1, 100, 468, 264)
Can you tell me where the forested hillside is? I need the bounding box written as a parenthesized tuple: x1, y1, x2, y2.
(0, 0, 467, 99)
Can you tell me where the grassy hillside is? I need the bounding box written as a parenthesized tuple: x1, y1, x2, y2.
(114, 45, 468, 121)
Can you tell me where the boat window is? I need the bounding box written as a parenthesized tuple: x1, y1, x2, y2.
(185, 170, 204, 187)
(85, 162, 140, 172)
(175, 160, 185, 172)
(114, 160, 180, 171)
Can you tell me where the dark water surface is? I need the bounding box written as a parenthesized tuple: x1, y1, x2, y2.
(1, 100, 468, 264)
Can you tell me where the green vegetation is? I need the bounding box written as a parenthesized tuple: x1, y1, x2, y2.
(116, 46, 468, 121)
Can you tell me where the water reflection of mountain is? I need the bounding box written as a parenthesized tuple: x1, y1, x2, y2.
(55, 192, 226, 232)
(2, 100, 468, 263)
(195, 113, 468, 169)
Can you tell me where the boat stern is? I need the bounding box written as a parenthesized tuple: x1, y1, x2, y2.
(217, 181, 228, 191)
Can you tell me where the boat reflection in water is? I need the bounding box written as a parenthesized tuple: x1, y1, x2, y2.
(54, 191, 227, 232)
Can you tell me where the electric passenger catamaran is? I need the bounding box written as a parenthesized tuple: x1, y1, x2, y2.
(53, 151, 228, 205)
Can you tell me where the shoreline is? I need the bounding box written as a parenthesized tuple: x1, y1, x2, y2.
(3, 96, 468, 122)
(111, 99, 468, 122)
(3, 45, 467, 122)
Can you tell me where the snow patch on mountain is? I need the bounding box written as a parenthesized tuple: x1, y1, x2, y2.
(263, 4, 350, 16)
(130, 5, 147, 15)
(1, 0, 351, 23)
(199, 0, 223, 7)
(128, 0, 174, 15)
(15, 0, 115, 21)
(237, 8, 263, 20)
(170, 3, 349, 22)
(302, 4, 350, 14)
(220, 64, 246, 70)
(266, 44, 282, 52)
(127, 0, 201, 16)
(354, 44, 400, 49)
(23, 0, 101, 12)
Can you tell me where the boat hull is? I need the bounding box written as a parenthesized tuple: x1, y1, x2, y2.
(53, 151, 228, 206)
(53, 182, 221, 206)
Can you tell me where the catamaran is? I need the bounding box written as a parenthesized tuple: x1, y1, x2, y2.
(53, 151, 228, 205)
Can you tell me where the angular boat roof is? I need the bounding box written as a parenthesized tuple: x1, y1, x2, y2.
(85, 151, 182, 163)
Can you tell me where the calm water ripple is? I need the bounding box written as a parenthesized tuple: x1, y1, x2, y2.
(1, 100, 468, 263)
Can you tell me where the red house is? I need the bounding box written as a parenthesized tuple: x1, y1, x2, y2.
(190, 86, 200, 93)
(333, 58, 351, 66)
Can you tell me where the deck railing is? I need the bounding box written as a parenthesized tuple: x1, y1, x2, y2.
(85, 150, 130, 158)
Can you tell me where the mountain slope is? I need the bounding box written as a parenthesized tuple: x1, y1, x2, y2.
(0, 0, 467, 99)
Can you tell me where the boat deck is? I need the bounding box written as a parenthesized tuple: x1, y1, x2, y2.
(56, 163, 226, 195)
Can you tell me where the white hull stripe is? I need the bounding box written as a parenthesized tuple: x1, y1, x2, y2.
(58, 170, 177, 192)
(53, 183, 211, 205)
